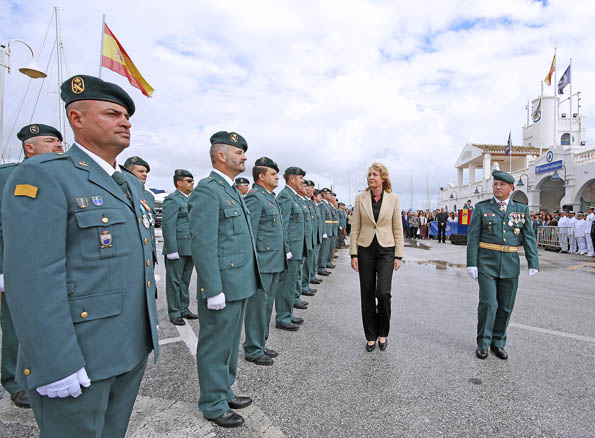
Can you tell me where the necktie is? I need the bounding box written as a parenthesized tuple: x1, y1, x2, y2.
(112, 171, 130, 197)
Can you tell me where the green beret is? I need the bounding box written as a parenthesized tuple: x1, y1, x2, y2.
(284, 167, 306, 177)
(210, 131, 248, 151)
(321, 188, 331, 194)
(124, 156, 150, 172)
(314, 189, 321, 195)
(17, 124, 62, 142)
(61, 74, 135, 116)
(235, 177, 250, 185)
(174, 169, 193, 178)
(254, 156, 279, 173)
(331, 192, 337, 197)
(305, 180, 315, 187)
(492, 169, 515, 184)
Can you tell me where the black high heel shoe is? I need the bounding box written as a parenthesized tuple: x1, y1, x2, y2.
(365, 342, 376, 352)
(378, 339, 388, 351)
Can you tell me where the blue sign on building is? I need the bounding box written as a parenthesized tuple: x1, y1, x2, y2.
(535, 160, 563, 175)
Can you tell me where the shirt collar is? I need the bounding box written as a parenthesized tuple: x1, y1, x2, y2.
(75, 142, 119, 176)
(286, 185, 298, 196)
(493, 196, 510, 205)
(176, 189, 189, 198)
(212, 168, 234, 187)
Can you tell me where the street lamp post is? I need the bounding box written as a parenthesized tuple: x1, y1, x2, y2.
(449, 191, 457, 211)
(516, 173, 530, 190)
(473, 185, 484, 198)
(551, 165, 567, 210)
(0, 39, 47, 162)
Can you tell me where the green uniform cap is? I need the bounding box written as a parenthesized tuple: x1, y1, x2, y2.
(255, 156, 279, 172)
(174, 169, 193, 178)
(61, 74, 135, 115)
(235, 177, 250, 185)
(17, 124, 63, 142)
(210, 131, 248, 151)
(321, 188, 331, 194)
(284, 167, 306, 177)
(492, 169, 515, 184)
(305, 180, 315, 187)
(314, 189, 322, 195)
(124, 156, 150, 172)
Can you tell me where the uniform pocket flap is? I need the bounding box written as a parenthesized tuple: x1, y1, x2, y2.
(69, 290, 122, 323)
(218, 254, 247, 270)
(256, 240, 280, 251)
(75, 208, 127, 228)
(223, 208, 240, 218)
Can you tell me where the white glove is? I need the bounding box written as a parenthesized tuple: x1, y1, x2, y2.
(0, 274, 4, 292)
(286, 252, 293, 260)
(528, 268, 538, 277)
(467, 267, 478, 280)
(323, 233, 328, 239)
(207, 292, 226, 310)
(166, 252, 180, 260)
(36, 367, 91, 398)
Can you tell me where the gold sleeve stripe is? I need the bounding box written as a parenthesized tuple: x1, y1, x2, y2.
(14, 184, 38, 199)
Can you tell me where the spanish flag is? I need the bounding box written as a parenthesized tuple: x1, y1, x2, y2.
(102, 23, 154, 97)
(459, 209, 470, 225)
(544, 53, 556, 86)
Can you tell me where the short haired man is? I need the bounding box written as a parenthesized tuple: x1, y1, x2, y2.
(0, 124, 63, 409)
(3, 75, 159, 436)
(189, 131, 261, 428)
(162, 169, 198, 325)
(467, 169, 539, 360)
(234, 177, 250, 196)
(436, 208, 448, 243)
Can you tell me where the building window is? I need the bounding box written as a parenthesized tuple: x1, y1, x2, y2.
(561, 133, 570, 145)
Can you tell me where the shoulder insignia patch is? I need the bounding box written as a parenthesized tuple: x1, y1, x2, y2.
(14, 184, 38, 199)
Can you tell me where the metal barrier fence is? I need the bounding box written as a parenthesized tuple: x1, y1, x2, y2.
(537, 226, 573, 250)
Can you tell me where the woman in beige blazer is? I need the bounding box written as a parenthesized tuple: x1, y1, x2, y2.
(350, 162, 404, 352)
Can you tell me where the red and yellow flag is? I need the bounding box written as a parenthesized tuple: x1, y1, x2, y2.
(102, 23, 154, 97)
(544, 53, 556, 86)
(459, 209, 470, 225)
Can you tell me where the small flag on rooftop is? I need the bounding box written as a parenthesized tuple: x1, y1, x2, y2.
(544, 53, 556, 86)
(505, 131, 511, 156)
(558, 65, 571, 95)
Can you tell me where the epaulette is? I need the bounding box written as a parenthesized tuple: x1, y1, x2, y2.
(35, 152, 69, 164)
(476, 199, 490, 205)
(512, 199, 527, 206)
(0, 162, 19, 170)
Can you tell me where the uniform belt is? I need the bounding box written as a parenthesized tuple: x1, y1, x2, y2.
(479, 242, 519, 253)
(325, 220, 333, 224)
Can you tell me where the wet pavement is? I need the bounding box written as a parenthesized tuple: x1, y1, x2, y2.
(1, 234, 594, 437)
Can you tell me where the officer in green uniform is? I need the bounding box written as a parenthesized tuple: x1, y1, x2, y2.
(162, 169, 198, 325)
(326, 192, 339, 268)
(189, 131, 262, 428)
(317, 188, 334, 276)
(234, 177, 250, 196)
(3, 74, 159, 437)
(467, 169, 539, 360)
(275, 167, 308, 331)
(296, 179, 315, 301)
(1, 124, 63, 409)
(300, 180, 318, 296)
(243, 157, 288, 366)
(338, 202, 347, 248)
(310, 188, 324, 284)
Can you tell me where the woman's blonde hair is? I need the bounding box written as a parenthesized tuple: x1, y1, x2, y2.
(367, 162, 392, 193)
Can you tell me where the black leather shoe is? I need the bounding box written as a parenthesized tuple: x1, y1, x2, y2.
(317, 271, 330, 276)
(264, 348, 278, 357)
(170, 317, 186, 326)
(302, 289, 316, 296)
(276, 322, 300, 331)
(378, 339, 388, 351)
(366, 342, 376, 352)
(246, 354, 274, 366)
(10, 390, 30, 408)
(182, 311, 198, 320)
(228, 396, 252, 409)
(326, 263, 336, 269)
(209, 410, 244, 428)
(294, 302, 308, 309)
(476, 348, 488, 359)
(310, 279, 321, 284)
(490, 346, 508, 360)
(291, 317, 304, 325)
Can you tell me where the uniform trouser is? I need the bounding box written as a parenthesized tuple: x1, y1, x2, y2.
(569, 234, 577, 253)
(327, 236, 336, 265)
(197, 298, 247, 419)
(275, 259, 301, 326)
(577, 236, 587, 254)
(476, 273, 519, 350)
(243, 272, 282, 360)
(437, 224, 446, 242)
(301, 248, 313, 292)
(311, 243, 321, 280)
(1, 293, 23, 394)
(165, 255, 193, 318)
(294, 257, 306, 304)
(357, 239, 395, 341)
(28, 356, 147, 438)
(558, 230, 569, 251)
(318, 238, 331, 272)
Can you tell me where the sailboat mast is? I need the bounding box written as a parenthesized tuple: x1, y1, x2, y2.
(54, 7, 66, 144)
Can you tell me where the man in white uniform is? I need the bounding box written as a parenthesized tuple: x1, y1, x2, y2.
(585, 207, 595, 257)
(574, 212, 588, 255)
(557, 211, 569, 253)
(568, 211, 577, 253)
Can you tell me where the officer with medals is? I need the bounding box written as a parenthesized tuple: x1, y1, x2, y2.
(234, 177, 250, 196)
(317, 188, 334, 276)
(310, 188, 324, 285)
(467, 169, 539, 360)
(300, 180, 318, 297)
(2, 74, 159, 436)
(242, 157, 288, 366)
(0, 124, 63, 409)
(162, 169, 198, 325)
(188, 131, 262, 428)
(275, 167, 308, 331)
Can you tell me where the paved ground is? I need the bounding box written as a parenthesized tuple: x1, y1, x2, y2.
(1, 231, 594, 437)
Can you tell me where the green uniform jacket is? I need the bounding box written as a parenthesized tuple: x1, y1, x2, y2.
(277, 186, 307, 259)
(309, 199, 322, 245)
(244, 184, 288, 274)
(144, 189, 157, 263)
(300, 196, 314, 251)
(162, 190, 191, 256)
(467, 198, 539, 278)
(188, 171, 262, 301)
(330, 205, 339, 237)
(2, 145, 159, 389)
(0, 163, 18, 275)
(321, 201, 333, 235)
(313, 201, 324, 244)
(339, 209, 347, 228)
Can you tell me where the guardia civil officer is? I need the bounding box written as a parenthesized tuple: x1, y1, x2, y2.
(0, 124, 63, 409)
(275, 167, 308, 331)
(298, 179, 317, 299)
(467, 169, 539, 360)
(243, 157, 288, 366)
(308, 184, 324, 285)
(162, 169, 198, 325)
(234, 177, 250, 196)
(2, 75, 159, 436)
(317, 188, 334, 276)
(188, 131, 262, 428)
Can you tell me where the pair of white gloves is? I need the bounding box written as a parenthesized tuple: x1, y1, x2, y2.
(36, 367, 90, 398)
(466, 267, 538, 280)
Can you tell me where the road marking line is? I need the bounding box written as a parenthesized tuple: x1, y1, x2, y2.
(567, 262, 595, 270)
(158, 336, 182, 345)
(510, 323, 595, 343)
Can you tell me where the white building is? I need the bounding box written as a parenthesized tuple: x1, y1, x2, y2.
(440, 90, 595, 213)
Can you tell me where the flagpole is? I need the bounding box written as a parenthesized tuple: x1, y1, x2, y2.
(509, 130, 512, 173)
(569, 57, 572, 146)
(539, 81, 543, 156)
(98, 14, 106, 77)
(553, 47, 557, 149)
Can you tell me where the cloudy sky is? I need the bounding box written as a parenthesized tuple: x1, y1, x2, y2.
(1, 0, 594, 208)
